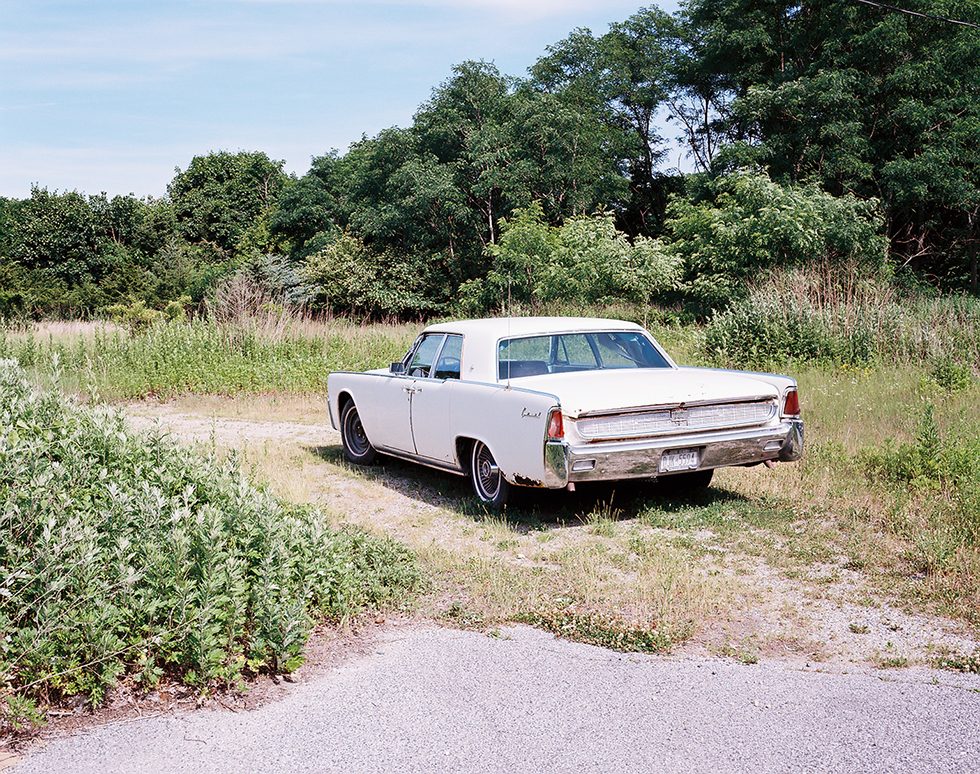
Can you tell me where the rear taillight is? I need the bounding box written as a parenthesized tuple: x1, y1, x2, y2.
(782, 388, 801, 417)
(547, 409, 564, 440)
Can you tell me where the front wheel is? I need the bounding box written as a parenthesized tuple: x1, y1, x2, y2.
(340, 401, 377, 465)
(657, 468, 713, 497)
(470, 441, 511, 509)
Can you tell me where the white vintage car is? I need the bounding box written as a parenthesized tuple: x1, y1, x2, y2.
(327, 317, 803, 507)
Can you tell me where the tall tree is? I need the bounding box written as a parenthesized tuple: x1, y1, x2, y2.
(414, 61, 524, 246)
(531, 8, 682, 234)
(269, 152, 345, 255)
(168, 151, 287, 258)
(681, 0, 980, 289)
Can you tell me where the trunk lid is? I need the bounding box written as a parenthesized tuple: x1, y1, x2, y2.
(511, 367, 778, 418)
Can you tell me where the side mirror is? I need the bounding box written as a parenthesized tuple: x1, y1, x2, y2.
(389, 362, 406, 374)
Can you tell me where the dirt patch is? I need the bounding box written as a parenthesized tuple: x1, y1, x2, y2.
(121, 398, 980, 672)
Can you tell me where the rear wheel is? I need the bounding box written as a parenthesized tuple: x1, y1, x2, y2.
(340, 400, 377, 465)
(470, 441, 511, 509)
(657, 468, 713, 497)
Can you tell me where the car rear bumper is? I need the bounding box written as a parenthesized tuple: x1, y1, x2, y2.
(543, 419, 803, 487)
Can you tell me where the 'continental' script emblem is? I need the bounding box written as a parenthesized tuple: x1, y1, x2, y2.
(522, 408, 542, 419)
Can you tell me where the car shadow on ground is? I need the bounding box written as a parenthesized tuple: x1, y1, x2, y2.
(305, 443, 751, 532)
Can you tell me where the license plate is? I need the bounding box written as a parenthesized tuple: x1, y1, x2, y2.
(659, 448, 700, 473)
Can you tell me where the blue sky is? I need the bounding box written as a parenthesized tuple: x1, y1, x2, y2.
(1, 0, 680, 198)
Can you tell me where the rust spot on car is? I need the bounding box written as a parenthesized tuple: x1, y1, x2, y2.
(514, 475, 542, 487)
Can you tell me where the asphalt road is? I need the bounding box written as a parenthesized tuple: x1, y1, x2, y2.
(16, 625, 980, 774)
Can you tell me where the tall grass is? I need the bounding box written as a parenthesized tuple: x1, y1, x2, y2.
(705, 265, 980, 369)
(0, 317, 418, 400)
(0, 304, 707, 400)
(0, 361, 420, 731)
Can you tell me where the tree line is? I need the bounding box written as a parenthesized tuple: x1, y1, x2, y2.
(1, 0, 977, 320)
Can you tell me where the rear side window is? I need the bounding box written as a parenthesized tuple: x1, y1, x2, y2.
(433, 335, 463, 380)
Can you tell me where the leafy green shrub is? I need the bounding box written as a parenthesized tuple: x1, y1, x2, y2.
(862, 405, 980, 549)
(666, 169, 889, 311)
(862, 405, 978, 492)
(928, 357, 973, 393)
(0, 362, 420, 726)
(705, 265, 980, 368)
(301, 232, 438, 318)
(104, 299, 164, 330)
(462, 202, 683, 313)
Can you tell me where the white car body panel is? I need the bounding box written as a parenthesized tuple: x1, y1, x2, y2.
(327, 317, 804, 489)
(510, 368, 779, 418)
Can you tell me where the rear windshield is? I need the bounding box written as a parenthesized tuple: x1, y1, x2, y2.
(498, 331, 671, 380)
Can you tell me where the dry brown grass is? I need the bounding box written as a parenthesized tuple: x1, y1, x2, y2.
(124, 355, 980, 667)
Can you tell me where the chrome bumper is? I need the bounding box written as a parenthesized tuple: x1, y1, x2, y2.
(543, 419, 803, 487)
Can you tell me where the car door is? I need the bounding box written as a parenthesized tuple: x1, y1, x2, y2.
(352, 334, 440, 455)
(410, 333, 462, 463)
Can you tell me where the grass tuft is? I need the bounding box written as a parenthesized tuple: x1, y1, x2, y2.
(519, 608, 684, 654)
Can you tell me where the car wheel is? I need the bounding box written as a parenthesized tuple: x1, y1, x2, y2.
(657, 468, 713, 497)
(340, 401, 377, 465)
(470, 441, 510, 509)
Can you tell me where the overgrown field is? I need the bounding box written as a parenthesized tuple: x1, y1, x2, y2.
(0, 361, 420, 733)
(232, 363, 979, 661)
(2, 282, 976, 401)
(2, 303, 978, 678)
(0, 318, 417, 399)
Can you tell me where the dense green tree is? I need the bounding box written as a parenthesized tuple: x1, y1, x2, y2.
(414, 61, 526, 247)
(11, 188, 106, 287)
(168, 151, 288, 258)
(301, 232, 436, 318)
(270, 152, 345, 254)
(530, 8, 684, 234)
(0, 197, 19, 258)
(462, 201, 683, 312)
(666, 169, 889, 309)
(680, 0, 980, 289)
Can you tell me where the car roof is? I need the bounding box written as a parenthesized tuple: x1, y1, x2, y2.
(420, 317, 650, 382)
(423, 317, 643, 338)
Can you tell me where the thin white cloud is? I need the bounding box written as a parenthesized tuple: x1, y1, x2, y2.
(225, 0, 641, 20)
(0, 16, 452, 65)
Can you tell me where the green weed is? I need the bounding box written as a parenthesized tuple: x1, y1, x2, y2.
(0, 318, 416, 400)
(0, 361, 420, 732)
(520, 608, 683, 653)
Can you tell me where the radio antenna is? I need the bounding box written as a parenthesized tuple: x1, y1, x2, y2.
(506, 278, 512, 389)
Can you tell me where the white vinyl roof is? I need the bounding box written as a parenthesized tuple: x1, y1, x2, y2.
(425, 316, 642, 337)
(423, 317, 647, 383)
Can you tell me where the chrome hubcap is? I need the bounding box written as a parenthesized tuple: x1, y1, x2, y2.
(474, 443, 500, 500)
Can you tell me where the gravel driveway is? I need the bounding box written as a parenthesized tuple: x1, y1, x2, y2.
(16, 625, 980, 773)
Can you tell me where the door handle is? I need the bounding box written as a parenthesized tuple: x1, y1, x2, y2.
(413, 387, 422, 394)
(402, 386, 414, 394)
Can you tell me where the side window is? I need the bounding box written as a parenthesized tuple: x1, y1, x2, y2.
(432, 335, 463, 380)
(499, 335, 551, 362)
(408, 334, 445, 377)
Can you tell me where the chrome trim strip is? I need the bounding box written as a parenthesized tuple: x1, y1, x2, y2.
(374, 445, 468, 477)
(575, 394, 776, 418)
(328, 370, 562, 405)
(576, 401, 778, 442)
(564, 420, 805, 483)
